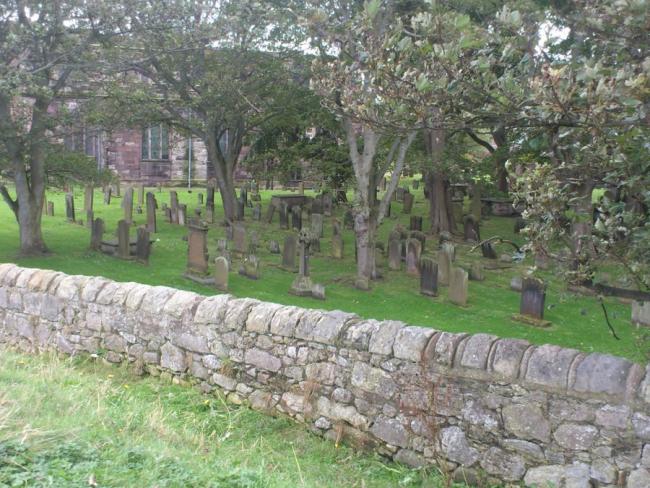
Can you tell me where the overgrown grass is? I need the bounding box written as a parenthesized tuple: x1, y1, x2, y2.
(0, 349, 455, 487)
(0, 185, 646, 362)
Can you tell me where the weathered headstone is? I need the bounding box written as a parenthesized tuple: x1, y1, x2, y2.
(122, 187, 134, 224)
(178, 204, 187, 226)
(438, 248, 452, 286)
(136, 227, 151, 264)
(252, 203, 262, 221)
(405, 239, 422, 275)
(410, 230, 426, 252)
(481, 242, 498, 259)
(441, 242, 455, 262)
(312, 283, 326, 300)
(65, 193, 75, 222)
(402, 192, 414, 214)
(282, 234, 297, 271)
(214, 256, 229, 291)
(239, 254, 260, 280)
(331, 234, 344, 259)
(291, 206, 302, 230)
(185, 222, 210, 277)
(84, 185, 94, 213)
(469, 262, 484, 281)
(520, 277, 546, 319)
(311, 213, 324, 238)
(103, 186, 112, 205)
(344, 210, 354, 230)
(279, 202, 289, 229)
(463, 215, 480, 243)
(409, 215, 423, 232)
(312, 196, 323, 215)
(90, 218, 104, 251)
(290, 230, 314, 296)
(510, 276, 523, 292)
(117, 219, 130, 259)
(420, 257, 438, 297)
(268, 240, 281, 254)
(47, 201, 54, 216)
(388, 237, 401, 270)
(232, 224, 247, 257)
(449, 267, 468, 306)
(170, 191, 179, 224)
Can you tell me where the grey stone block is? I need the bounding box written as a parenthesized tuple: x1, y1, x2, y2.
(246, 303, 282, 333)
(368, 320, 404, 356)
(572, 353, 634, 397)
(393, 326, 435, 362)
(525, 344, 580, 390)
(458, 333, 498, 370)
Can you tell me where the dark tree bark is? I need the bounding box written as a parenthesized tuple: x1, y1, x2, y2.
(424, 119, 454, 234)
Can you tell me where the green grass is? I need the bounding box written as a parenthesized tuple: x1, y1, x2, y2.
(0, 349, 455, 487)
(0, 185, 647, 362)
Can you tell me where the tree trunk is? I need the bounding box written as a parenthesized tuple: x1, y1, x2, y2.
(571, 179, 595, 259)
(354, 210, 376, 290)
(14, 168, 48, 255)
(493, 126, 509, 193)
(425, 170, 454, 234)
(205, 134, 237, 223)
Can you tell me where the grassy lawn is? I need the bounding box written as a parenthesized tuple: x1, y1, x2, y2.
(0, 185, 646, 362)
(0, 349, 452, 487)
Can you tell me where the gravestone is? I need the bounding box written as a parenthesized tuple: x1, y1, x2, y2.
(122, 187, 134, 224)
(311, 235, 321, 253)
(84, 186, 94, 213)
(449, 267, 468, 306)
(291, 206, 302, 230)
(170, 191, 179, 224)
(312, 196, 323, 215)
(103, 186, 112, 205)
(117, 220, 131, 259)
(232, 224, 247, 257)
(136, 205, 143, 215)
(481, 242, 498, 259)
(312, 283, 326, 300)
(410, 231, 426, 252)
(402, 192, 414, 214)
(344, 210, 354, 230)
(405, 239, 422, 275)
(409, 216, 422, 231)
(441, 242, 455, 262)
(282, 234, 297, 271)
(136, 227, 151, 264)
(137, 184, 145, 206)
(90, 218, 104, 251)
(510, 276, 523, 292)
(420, 257, 438, 297)
(388, 237, 401, 270)
(438, 248, 452, 286)
(47, 201, 54, 216)
(214, 256, 229, 291)
(185, 222, 210, 278)
(266, 203, 276, 223)
(331, 234, 344, 259)
(114, 180, 121, 197)
(239, 254, 260, 280)
(322, 193, 333, 217)
(290, 230, 314, 296)
(198, 192, 203, 205)
(332, 218, 342, 236)
(395, 187, 405, 202)
(65, 193, 75, 222)
(86, 210, 94, 228)
(236, 197, 245, 221)
(520, 277, 546, 320)
(311, 213, 324, 238)
(279, 202, 289, 229)
(253, 203, 262, 221)
(178, 204, 187, 226)
(469, 262, 484, 281)
(165, 207, 172, 223)
(268, 240, 281, 254)
(463, 215, 480, 243)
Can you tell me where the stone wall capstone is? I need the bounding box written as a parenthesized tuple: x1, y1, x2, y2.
(1, 263, 649, 487)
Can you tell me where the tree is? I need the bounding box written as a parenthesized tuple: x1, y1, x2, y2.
(0, 1, 116, 255)
(308, 1, 419, 289)
(107, 0, 306, 223)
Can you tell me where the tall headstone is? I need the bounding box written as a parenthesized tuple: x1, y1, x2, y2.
(65, 193, 75, 222)
(331, 234, 344, 259)
(282, 234, 297, 271)
(84, 186, 94, 213)
(405, 239, 422, 275)
(291, 206, 302, 230)
(90, 218, 104, 251)
(438, 248, 452, 286)
(279, 202, 289, 229)
(469, 262, 484, 281)
(122, 186, 134, 224)
(186, 223, 209, 276)
(420, 257, 438, 297)
(252, 203, 262, 221)
(232, 224, 247, 257)
(214, 256, 229, 291)
(47, 201, 54, 216)
(311, 213, 324, 238)
(449, 267, 468, 306)
(463, 215, 480, 243)
(146, 192, 157, 233)
(520, 277, 546, 320)
(205, 203, 215, 224)
(179, 204, 188, 226)
(402, 192, 414, 214)
(388, 237, 401, 270)
(169, 190, 179, 222)
(117, 219, 130, 259)
(136, 227, 151, 264)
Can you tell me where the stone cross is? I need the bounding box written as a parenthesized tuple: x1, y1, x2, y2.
(520, 277, 546, 319)
(449, 267, 468, 306)
(146, 192, 157, 233)
(214, 256, 229, 291)
(290, 229, 314, 296)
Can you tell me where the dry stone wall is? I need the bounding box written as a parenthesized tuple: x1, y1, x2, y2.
(1, 263, 649, 487)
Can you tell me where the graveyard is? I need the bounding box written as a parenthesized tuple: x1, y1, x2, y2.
(0, 183, 644, 362)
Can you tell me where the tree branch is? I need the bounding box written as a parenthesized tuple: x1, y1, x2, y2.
(0, 184, 19, 221)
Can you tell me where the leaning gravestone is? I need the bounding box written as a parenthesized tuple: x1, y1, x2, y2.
(520, 277, 546, 320)
(438, 248, 452, 286)
(65, 193, 76, 222)
(402, 192, 414, 214)
(282, 234, 297, 271)
(117, 220, 131, 259)
(331, 234, 344, 259)
(214, 256, 229, 291)
(90, 218, 104, 251)
(420, 257, 438, 297)
(135, 227, 151, 264)
(388, 237, 401, 270)
(405, 238, 422, 275)
(122, 187, 134, 224)
(449, 267, 468, 306)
